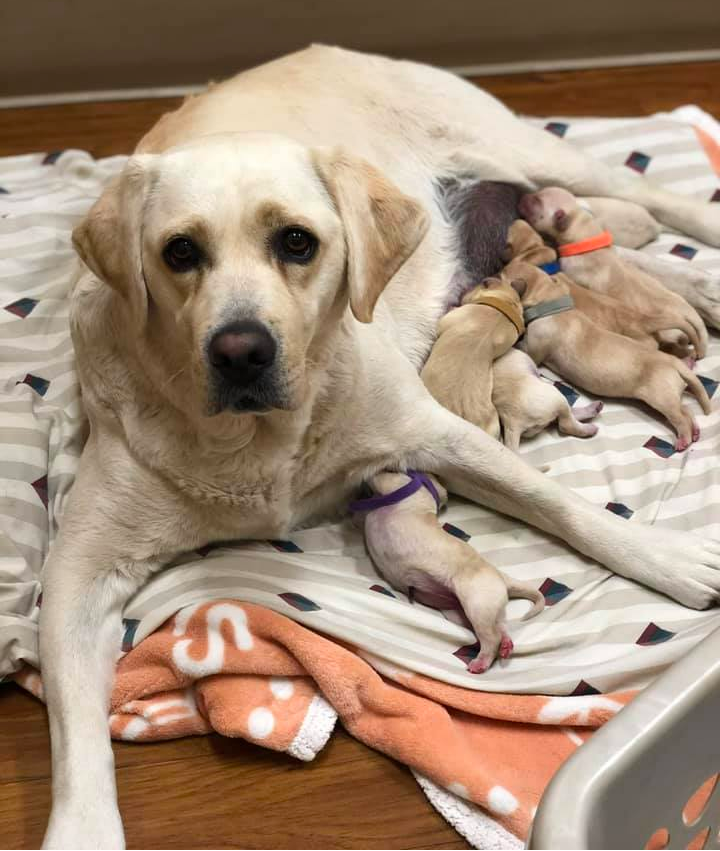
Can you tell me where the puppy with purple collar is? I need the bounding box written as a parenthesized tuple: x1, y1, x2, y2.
(355, 470, 545, 674)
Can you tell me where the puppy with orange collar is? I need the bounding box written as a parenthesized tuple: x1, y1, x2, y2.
(505, 219, 702, 357)
(421, 278, 523, 437)
(500, 259, 711, 451)
(519, 188, 708, 359)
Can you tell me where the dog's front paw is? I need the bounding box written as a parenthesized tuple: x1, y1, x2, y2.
(689, 203, 720, 249)
(43, 806, 125, 850)
(622, 527, 720, 609)
(694, 271, 720, 330)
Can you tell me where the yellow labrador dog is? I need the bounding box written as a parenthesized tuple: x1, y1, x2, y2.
(42, 45, 720, 848)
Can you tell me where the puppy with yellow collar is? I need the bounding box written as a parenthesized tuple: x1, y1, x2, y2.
(421, 278, 523, 438)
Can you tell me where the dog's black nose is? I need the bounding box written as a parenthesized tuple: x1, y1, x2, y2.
(208, 322, 277, 386)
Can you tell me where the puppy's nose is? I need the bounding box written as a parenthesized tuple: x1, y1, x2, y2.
(208, 321, 276, 386)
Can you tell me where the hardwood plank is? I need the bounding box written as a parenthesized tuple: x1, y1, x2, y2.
(0, 61, 718, 160)
(471, 60, 720, 118)
(0, 689, 468, 850)
(0, 98, 182, 159)
(0, 685, 221, 785)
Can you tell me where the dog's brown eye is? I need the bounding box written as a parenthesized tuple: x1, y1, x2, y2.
(163, 236, 202, 272)
(276, 227, 317, 264)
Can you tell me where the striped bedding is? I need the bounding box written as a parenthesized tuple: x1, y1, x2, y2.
(1, 112, 719, 698)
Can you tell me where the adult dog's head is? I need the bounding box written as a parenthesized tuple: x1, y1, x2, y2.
(73, 133, 428, 416)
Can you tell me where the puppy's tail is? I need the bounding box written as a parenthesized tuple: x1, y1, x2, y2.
(503, 576, 546, 619)
(674, 358, 712, 414)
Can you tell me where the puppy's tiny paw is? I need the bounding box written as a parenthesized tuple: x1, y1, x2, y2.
(499, 634, 514, 658)
(467, 654, 492, 674)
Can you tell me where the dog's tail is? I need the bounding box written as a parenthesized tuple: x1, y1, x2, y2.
(674, 358, 712, 414)
(503, 577, 546, 619)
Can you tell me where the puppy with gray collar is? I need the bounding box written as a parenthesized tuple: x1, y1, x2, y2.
(505, 219, 701, 357)
(500, 259, 711, 451)
(357, 471, 545, 673)
(519, 187, 708, 359)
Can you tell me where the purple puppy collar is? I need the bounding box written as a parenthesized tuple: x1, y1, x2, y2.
(349, 470, 442, 514)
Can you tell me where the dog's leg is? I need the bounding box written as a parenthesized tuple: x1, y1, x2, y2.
(516, 128, 720, 246)
(454, 127, 720, 246)
(409, 400, 720, 609)
(578, 197, 663, 248)
(501, 419, 523, 451)
(556, 401, 600, 439)
(40, 469, 161, 849)
(614, 246, 720, 330)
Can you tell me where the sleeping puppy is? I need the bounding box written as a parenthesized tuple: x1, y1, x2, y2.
(420, 278, 523, 438)
(492, 347, 603, 450)
(505, 219, 701, 356)
(501, 259, 711, 451)
(519, 188, 708, 358)
(360, 471, 545, 673)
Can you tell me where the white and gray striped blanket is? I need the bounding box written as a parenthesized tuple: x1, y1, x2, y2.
(1, 111, 719, 696)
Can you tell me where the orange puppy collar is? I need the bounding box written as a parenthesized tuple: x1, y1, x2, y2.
(557, 230, 613, 257)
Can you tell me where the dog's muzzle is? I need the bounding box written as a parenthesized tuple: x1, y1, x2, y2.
(206, 320, 286, 413)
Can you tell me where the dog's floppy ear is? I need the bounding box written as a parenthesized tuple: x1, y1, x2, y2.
(72, 156, 154, 329)
(313, 148, 429, 323)
(510, 278, 527, 297)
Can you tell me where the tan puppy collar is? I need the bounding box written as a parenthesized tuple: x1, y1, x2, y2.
(464, 289, 525, 336)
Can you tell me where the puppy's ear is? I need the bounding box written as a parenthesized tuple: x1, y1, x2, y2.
(500, 241, 514, 263)
(510, 277, 527, 297)
(72, 156, 155, 329)
(553, 209, 569, 232)
(313, 148, 429, 323)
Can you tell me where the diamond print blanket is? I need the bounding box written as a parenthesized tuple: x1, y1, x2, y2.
(2, 108, 720, 849)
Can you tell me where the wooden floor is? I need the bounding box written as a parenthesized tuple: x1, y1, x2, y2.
(1, 60, 719, 159)
(1, 59, 718, 850)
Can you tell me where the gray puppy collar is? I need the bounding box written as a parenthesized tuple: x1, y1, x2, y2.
(523, 294, 575, 325)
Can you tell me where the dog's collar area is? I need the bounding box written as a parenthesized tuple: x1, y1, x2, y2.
(349, 470, 442, 514)
(557, 230, 613, 257)
(538, 260, 561, 274)
(464, 292, 525, 336)
(523, 294, 575, 324)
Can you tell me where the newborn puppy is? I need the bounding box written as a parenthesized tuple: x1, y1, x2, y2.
(421, 278, 523, 438)
(502, 259, 711, 450)
(492, 347, 603, 449)
(359, 471, 545, 673)
(519, 188, 708, 358)
(505, 219, 701, 355)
